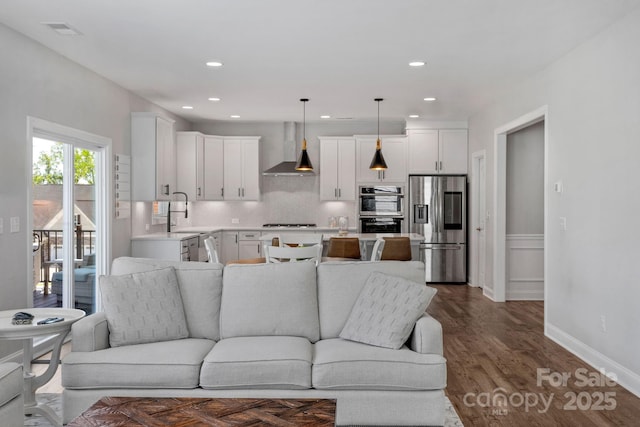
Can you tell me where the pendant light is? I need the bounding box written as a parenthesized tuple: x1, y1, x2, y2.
(295, 98, 313, 171)
(369, 98, 388, 170)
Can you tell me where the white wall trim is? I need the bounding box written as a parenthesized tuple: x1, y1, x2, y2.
(506, 234, 544, 300)
(493, 106, 548, 304)
(471, 149, 487, 289)
(546, 324, 640, 398)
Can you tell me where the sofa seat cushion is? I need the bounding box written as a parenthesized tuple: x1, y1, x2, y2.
(200, 336, 312, 390)
(312, 338, 446, 391)
(0, 362, 22, 407)
(62, 338, 214, 389)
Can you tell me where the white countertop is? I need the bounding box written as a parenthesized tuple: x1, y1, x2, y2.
(131, 232, 202, 241)
(259, 232, 424, 242)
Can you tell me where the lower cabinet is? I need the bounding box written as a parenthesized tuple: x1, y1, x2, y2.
(220, 231, 262, 263)
(132, 237, 198, 262)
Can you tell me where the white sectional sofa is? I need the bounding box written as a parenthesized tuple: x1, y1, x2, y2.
(62, 257, 446, 426)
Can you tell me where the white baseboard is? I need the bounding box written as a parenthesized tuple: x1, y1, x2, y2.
(483, 284, 496, 301)
(506, 288, 544, 300)
(546, 323, 640, 398)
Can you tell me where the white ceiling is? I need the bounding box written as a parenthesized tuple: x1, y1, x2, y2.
(1, 0, 639, 123)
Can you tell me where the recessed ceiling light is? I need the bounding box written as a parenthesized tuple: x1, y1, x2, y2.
(208, 97, 221, 102)
(182, 105, 194, 110)
(409, 61, 425, 67)
(320, 115, 331, 119)
(206, 61, 223, 67)
(409, 115, 420, 118)
(423, 97, 437, 102)
(230, 115, 240, 118)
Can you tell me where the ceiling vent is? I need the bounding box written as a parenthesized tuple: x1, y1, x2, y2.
(41, 22, 82, 36)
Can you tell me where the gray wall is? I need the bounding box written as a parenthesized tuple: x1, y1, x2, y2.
(0, 23, 189, 358)
(468, 8, 640, 392)
(506, 121, 544, 234)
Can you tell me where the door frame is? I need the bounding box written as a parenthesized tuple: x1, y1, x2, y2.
(26, 116, 112, 311)
(470, 149, 486, 288)
(491, 105, 548, 304)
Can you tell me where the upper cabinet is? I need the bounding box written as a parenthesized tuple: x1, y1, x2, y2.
(223, 137, 260, 201)
(176, 132, 224, 201)
(407, 129, 468, 174)
(356, 136, 407, 183)
(131, 112, 176, 201)
(319, 137, 356, 201)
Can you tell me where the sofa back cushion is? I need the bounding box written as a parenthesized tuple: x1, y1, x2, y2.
(317, 261, 425, 339)
(220, 262, 319, 342)
(111, 257, 223, 341)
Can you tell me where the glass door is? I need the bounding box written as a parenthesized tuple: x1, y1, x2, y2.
(30, 118, 110, 314)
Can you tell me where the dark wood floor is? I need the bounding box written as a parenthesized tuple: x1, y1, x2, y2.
(428, 285, 639, 426)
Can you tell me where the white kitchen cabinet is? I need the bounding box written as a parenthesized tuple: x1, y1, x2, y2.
(132, 235, 198, 262)
(223, 137, 260, 200)
(407, 129, 468, 174)
(220, 231, 239, 264)
(131, 112, 176, 201)
(319, 137, 356, 201)
(176, 132, 224, 200)
(356, 136, 407, 183)
(238, 231, 262, 259)
(220, 230, 262, 263)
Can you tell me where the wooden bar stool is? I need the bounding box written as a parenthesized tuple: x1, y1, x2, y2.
(323, 237, 362, 262)
(380, 237, 412, 261)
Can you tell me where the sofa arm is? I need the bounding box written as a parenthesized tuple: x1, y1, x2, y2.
(408, 314, 443, 355)
(71, 312, 110, 352)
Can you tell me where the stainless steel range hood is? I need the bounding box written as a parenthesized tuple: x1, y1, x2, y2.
(262, 122, 315, 176)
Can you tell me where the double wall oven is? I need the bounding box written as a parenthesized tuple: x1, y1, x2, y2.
(358, 186, 404, 233)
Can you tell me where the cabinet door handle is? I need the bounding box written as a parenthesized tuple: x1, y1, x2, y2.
(197, 187, 201, 197)
(221, 188, 224, 197)
(338, 188, 341, 197)
(440, 161, 443, 171)
(238, 188, 241, 197)
(435, 161, 439, 171)
(242, 188, 245, 197)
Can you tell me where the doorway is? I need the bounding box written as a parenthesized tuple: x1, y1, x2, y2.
(28, 117, 111, 313)
(471, 150, 486, 288)
(491, 106, 548, 304)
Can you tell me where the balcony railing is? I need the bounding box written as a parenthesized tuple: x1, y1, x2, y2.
(33, 228, 96, 292)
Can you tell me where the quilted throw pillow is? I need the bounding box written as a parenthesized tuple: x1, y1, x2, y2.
(100, 267, 189, 347)
(339, 271, 437, 349)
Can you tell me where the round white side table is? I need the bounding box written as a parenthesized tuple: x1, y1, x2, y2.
(0, 308, 85, 426)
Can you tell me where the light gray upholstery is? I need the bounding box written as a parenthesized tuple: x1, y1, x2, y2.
(100, 267, 189, 347)
(339, 271, 437, 349)
(111, 257, 223, 341)
(200, 336, 312, 390)
(64, 257, 445, 426)
(0, 362, 23, 426)
(313, 338, 446, 391)
(317, 261, 425, 339)
(220, 262, 319, 342)
(63, 338, 214, 389)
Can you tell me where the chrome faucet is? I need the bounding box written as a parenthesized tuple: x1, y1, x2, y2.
(167, 191, 188, 232)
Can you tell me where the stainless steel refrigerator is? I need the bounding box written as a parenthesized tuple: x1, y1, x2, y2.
(409, 175, 467, 283)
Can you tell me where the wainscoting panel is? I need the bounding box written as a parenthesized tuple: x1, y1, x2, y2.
(506, 234, 544, 300)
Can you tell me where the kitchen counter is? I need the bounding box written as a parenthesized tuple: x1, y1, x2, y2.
(131, 232, 202, 241)
(320, 233, 424, 241)
(169, 226, 358, 233)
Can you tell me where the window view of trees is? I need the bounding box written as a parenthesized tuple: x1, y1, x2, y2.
(32, 142, 95, 184)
